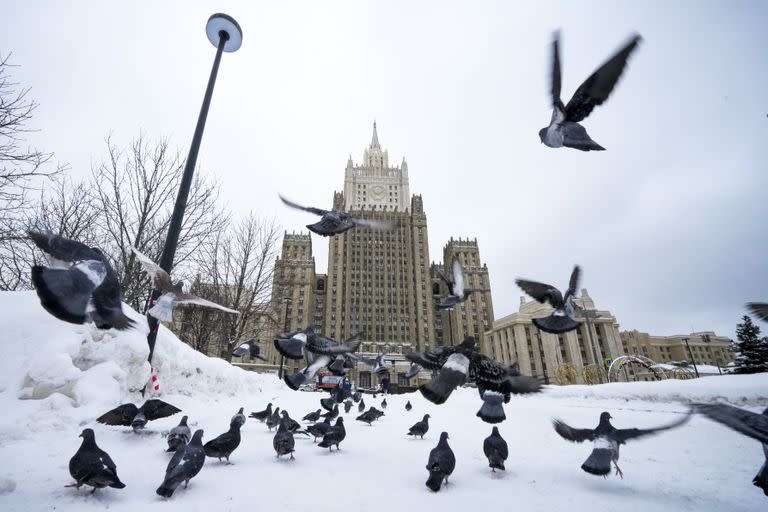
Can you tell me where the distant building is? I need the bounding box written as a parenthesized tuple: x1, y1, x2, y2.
(620, 330, 733, 369)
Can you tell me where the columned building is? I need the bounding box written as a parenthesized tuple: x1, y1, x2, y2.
(620, 330, 733, 368)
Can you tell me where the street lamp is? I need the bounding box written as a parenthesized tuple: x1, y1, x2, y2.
(145, 14, 243, 375)
(580, 309, 602, 379)
(682, 337, 700, 378)
(278, 297, 292, 379)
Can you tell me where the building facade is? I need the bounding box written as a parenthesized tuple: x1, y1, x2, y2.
(620, 330, 733, 368)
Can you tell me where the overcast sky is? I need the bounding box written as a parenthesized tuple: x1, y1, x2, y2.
(2, 1, 767, 339)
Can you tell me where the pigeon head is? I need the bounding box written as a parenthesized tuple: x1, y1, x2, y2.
(538, 127, 547, 143)
(79, 428, 95, 441)
(491, 426, 500, 435)
(599, 411, 612, 422)
(424, 414, 431, 420)
(180, 415, 188, 426)
(335, 417, 344, 425)
(190, 429, 204, 445)
(281, 410, 289, 417)
(237, 407, 244, 414)
(439, 432, 449, 441)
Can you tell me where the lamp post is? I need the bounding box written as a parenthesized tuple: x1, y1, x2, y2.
(278, 297, 292, 379)
(144, 14, 243, 376)
(533, 329, 549, 384)
(581, 309, 602, 381)
(682, 337, 700, 378)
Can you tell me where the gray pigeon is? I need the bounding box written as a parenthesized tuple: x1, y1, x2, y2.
(356, 409, 378, 426)
(483, 426, 509, 472)
(273, 417, 296, 459)
(321, 397, 336, 412)
(344, 400, 353, 414)
(553, 411, 691, 478)
(405, 362, 423, 380)
(231, 407, 246, 428)
(425, 432, 456, 492)
(266, 407, 282, 431)
(280, 195, 396, 237)
(156, 429, 205, 498)
(306, 416, 333, 442)
(539, 32, 642, 151)
(249, 403, 272, 422)
(436, 258, 473, 310)
(231, 339, 267, 360)
(96, 399, 181, 431)
(303, 409, 322, 422)
(321, 405, 339, 420)
(352, 391, 362, 403)
(67, 429, 125, 493)
(28, 230, 135, 330)
(406, 401, 412, 411)
(318, 417, 346, 451)
(747, 303, 768, 323)
(381, 399, 387, 410)
(693, 403, 768, 495)
(203, 422, 242, 463)
(477, 390, 506, 424)
(280, 410, 302, 432)
(516, 265, 582, 334)
(408, 414, 431, 439)
(369, 407, 385, 421)
(358, 399, 366, 413)
(166, 416, 191, 452)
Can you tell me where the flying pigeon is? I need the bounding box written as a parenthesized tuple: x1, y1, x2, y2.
(344, 400, 353, 414)
(553, 411, 691, 478)
(249, 403, 272, 422)
(356, 409, 379, 426)
(425, 432, 456, 492)
(273, 417, 296, 459)
(381, 399, 388, 409)
(306, 417, 333, 442)
(321, 405, 339, 420)
(408, 414, 431, 439)
(284, 354, 333, 391)
(357, 352, 389, 375)
(96, 399, 181, 431)
(266, 407, 282, 431)
(203, 421, 242, 463)
(746, 303, 768, 323)
(130, 246, 239, 322)
(358, 399, 366, 413)
(477, 390, 507, 424)
(280, 195, 397, 237)
(230, 408, 246, 428)
(231, 339, 266, 360)
(166, 416, 191, 452)
(67, 429, 125, 493)
(28, 230, 134, 330)
(483, 426, 509, 472)
(539, 32, 642, 151)
(406, 401, 412, 411)
(516, 265, 583, 334)
(436, 258, 473, 310)
(693, 403, 768, 495)
(318, 417, 346, 451)
(303, 409, 322, 422)
(156, 429, 205, 498)
(405, 362, 423, 380)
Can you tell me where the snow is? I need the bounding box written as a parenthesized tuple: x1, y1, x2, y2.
(1, 290, 767, 511)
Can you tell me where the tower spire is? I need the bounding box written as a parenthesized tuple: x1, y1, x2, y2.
(371, 120, 380, 148)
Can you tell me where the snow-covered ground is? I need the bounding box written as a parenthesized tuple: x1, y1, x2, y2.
(0, 291, 766, 511)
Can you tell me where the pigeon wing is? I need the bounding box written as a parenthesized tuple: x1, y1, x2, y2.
(97, 404, 139, 426)
(552, 419, 596, 443)
(551, 31, 564, 110)
(613, 411, 692, 444)
(350, 217, 397, 232)
(452, 258, 465, 297)
(516, 278, 562, 306)
(279, 195, 330, 217)
(141, 400, 182, 421)
(172, 293, 240, 314)
(28, 230, 101, 262)
(746, 303, 768, 323)
(130, 246, 174, 291)
(564, 34, 642, 123)
(694, 403, 768, 444)
(565, 265, 581, 300)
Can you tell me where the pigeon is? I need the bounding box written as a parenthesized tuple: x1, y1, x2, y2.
(406, 401, 412, 411)
(280, 411, 302, 433)
(408, 414, 431, 439)
(284, 354, 333, 391)
(369, 407, 386, 421)
(381, 399, 388, 409)
(273, 329, 309, 360)
(230, 407, 246, 428)
(318, 417, 346, 451)
(320, 396, 336, 412)
(477, 390, 507, 424)
(693, 403, 768, 495)
(273, 417, 296, 459)
(166, 416, 191, 452)
(405, 362, 423, 380)
(483, 426, 509, 472)
(352, 391, 362, 403)
(425, 432, 456, 492)
(306, 417, 333, 442)
(358, 399, 366, 413)
(231, 339, 267, 360)
(303, 409, 322, 422)
(203, 421, 242, 463)
(553, 411, 691, 478)
(156, 429, 205, 498)
(96, 399, 181, 431)
(266, 407, 282, 431)
(358, 353, 389, 376)
(516, 265, 583, 334)
(28, 230, 134, 330)
(280, 195, 397, 237)
(747, 303, 768, 323)
(436, 258, 473, 310)
(249, 403, 272, 422)
(131, 246, 239, 322)
(356, 409, 379, 426)
(344, 400, 353, 414)
(539, 32, 642, 151)
(67, 428, 125, 493)
(321, 405, 339, 420)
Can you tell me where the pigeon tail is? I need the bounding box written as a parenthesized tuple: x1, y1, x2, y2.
(581, 447, 613, 476)
(754, 461, 768, 496)
(109, 480, 126, 489)
(148, 295, 174, 322)
(156, 484, 175, 498)
(532, 314, 580, 334)
(274, 337, 305, 360)
(284, 371, 309, 391)
(488, 455, 506, 471)
(425, 468, 445, 492)
(166, 438, 186, 452)
(30, 266, 90, 325)
(477, 392, 506, 424)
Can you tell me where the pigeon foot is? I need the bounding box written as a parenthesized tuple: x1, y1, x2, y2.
(614, 463, 624, 479)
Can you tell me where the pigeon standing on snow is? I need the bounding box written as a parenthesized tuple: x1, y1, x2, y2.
(249, 403, 272, 422)
(516, 265, 583, 334)
(231, 339, 267, 360)
(425, 432, 456, 492)
(358, 399, 366, 413)
(553, 411, 691, 478)
(96, 399, 181, 431)
(356, 408, 379, 426)
(67, 429, 125, 493)
(166, 416, 191, 452)
(344, 400, 353, 414)
(273, 417, 296, 460)
(406, 401, 412, 411)
(230, 408, 246, 429)
(693, 403, 768, 495)
(306, 417, 333, 443)
(483, 426, 509, 472)
(408, 414, 431, 439)
(130, 246, 240, 322)
(280, 195, 396, 237)
(318, 417, 346, 451)
(436, 258, 473, 310)
(321, 405, 339, 420)
(539, 32, 642, 151)
(28, 230, 134, 330)
(381, 398, 388, 410)
(156, 429, 205, 498)
(203, 421, 242, 463)
(280, 411, 302, 433)
(266, 407, 282, 431)
(352, 391, 362, 403)
(303, 409, 322, 422)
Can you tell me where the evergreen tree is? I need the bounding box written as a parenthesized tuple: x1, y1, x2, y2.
(732, 315, 768, 374)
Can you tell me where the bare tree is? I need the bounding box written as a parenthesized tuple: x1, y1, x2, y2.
(90, 134, 227, 309)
